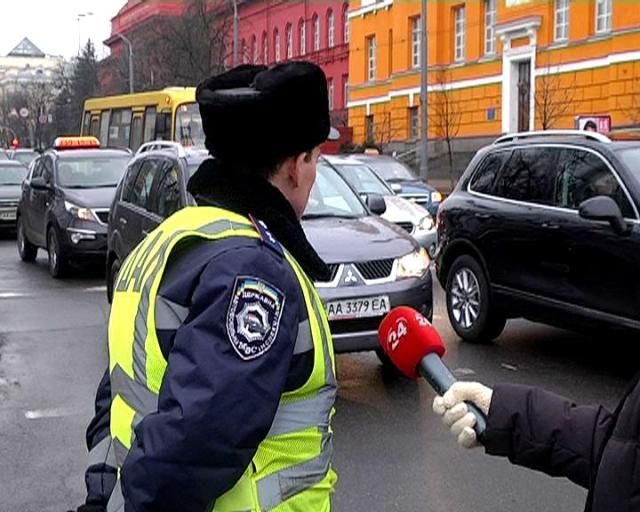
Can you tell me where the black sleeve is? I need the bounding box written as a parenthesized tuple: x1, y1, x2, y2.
(121, 244, 302, 512)
(484, 384, 613, 489)
(84, 369, 117, 506)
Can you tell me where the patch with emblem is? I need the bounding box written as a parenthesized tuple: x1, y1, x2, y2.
(226, 277, 286, 360)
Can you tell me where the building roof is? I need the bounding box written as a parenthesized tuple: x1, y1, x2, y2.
(7, 38, 45, 58)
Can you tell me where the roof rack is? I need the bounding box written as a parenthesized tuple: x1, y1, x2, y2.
(493, 130, 612, 145)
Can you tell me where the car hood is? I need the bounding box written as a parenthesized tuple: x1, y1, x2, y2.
(302, 215, 418, 264)
(62, 187, 118, 209)
(381, 195, 430, 223)
(0, 185, 22, 200)
(393, 180, 434, 195)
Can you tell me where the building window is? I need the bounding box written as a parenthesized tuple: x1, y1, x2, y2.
(484, 0, 496, 54)
(366, 115, 375, 143)
(313, 14, 321, 51)
(454, 5, 465, 62)
(411, 16, 421, 69)
(241, 39, 248, 63)
(328, 9, 335, 48)
(328, 78, 334, 110)
(366, 35, 376, 82)
(343, 74, 349, 108)
(554, 0, 569, 41)
(408, 107, 419, 139)
(251, 35, 258, 64)
(596, 0, 612, 33)
(299, 18, 306, 55)
(343, 4, 350, 43)
(274, 29, 281, 62)
(262, 32, 268, 64)
(286, 24, 293, 58)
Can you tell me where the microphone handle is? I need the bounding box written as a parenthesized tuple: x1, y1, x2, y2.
(418, 353, 487, 442)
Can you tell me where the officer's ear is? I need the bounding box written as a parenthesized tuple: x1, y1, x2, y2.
(288, 152, 310, 187)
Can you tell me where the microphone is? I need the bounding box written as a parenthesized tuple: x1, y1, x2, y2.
(378, 306, 486, 440)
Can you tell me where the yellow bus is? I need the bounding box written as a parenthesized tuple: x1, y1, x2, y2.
(81, 87, 203, 151)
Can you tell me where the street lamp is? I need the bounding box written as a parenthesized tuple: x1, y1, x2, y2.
(230, 0, 239, 66)
(77, 12, 94, 53)
(114, 33, 135, 94)
(419, 0, 429, 181)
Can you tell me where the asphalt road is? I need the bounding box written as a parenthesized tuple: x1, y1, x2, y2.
(0, 234, 634, 512)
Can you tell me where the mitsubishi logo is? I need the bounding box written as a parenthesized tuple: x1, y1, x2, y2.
(339, 264, 363, 287)
(345, 269, 358, 284)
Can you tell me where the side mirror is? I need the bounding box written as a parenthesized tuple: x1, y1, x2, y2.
(390, 183, 402, 194)
(579, 196, 630, 236)
(366, 193, 387, 215)
(31, 176, 51, 190)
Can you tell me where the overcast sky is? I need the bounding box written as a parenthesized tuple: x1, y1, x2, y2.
(0, 0, 126, 60)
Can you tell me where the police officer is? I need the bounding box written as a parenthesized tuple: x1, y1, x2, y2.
(72, 61, 339, 512)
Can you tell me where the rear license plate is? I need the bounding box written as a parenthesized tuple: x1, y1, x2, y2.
(0, 211, 16, 221)
(326, 295, 390, 321)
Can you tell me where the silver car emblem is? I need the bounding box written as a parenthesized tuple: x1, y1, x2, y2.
(345, 269, 358, 284)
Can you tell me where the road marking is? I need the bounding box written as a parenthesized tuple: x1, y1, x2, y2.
(0, 292, 26, 299)
(24, 407, 73, 420)
(0, 285, 106, 299)
(83, 285, 106, 293)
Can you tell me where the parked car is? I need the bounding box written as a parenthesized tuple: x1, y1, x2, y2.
(323, 155, 437, 255)
(0, 150, 8, 160)
(0, 160, 28, 231)
(351, 154, 443, 216)
(8, 148, 38, 168)
(436, 130, 640, 343)
(16, 137, 131, 277)
(108, 147, 433, 360)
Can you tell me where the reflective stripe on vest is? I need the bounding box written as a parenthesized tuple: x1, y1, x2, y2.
(107, 206, 336, 512)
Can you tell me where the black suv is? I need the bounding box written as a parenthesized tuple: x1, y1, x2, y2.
(107, 145, 209, 301)
(17, 138, 131, 277)
(436, 130, 640, 342)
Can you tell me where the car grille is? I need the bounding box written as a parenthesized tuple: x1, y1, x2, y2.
(317, 263, 340, 283)
(329, 317, 383, 334)
(94, 210, 110, 224)
(354, 259, 394, 280)
(400, 194, 429, 205)
(395, 221, 414, 233)
(0, 199, 19, 208)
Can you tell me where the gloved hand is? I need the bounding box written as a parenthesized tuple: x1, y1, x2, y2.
(432, 381, 493, 449)
(67, 504, 106, 512)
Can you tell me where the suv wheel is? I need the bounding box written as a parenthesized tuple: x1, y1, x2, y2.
(17, 217, 37, 262)
(445, 255, 505, 343)
(107, 257, 121, 304)
(47, 227, 67, 278)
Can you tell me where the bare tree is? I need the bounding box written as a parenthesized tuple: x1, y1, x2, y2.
(535, 57, 576, 130)
(430, 69, 461, 188)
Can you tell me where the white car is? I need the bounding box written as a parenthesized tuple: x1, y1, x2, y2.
(322, 155, 437, 255)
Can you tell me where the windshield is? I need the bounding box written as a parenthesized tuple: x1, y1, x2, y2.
(303, 162, 367, 219)
(0, 164, 28, 185)
(175, 103, 206, 147)
(56, 156, 130, 188)
(616, 148, 640, 187)
(332, 163, 391, 195)
(13, 152, 37, 166)
(365, 158, 417, 181)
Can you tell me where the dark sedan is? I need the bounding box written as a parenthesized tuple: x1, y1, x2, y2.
(0, 161, 28, 231)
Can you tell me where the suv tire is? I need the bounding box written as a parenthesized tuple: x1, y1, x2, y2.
(17, 217, 37, 262)
(107, 257, 121, 304)
(47, 227, 67, 278)
(445, 255, 505, 343)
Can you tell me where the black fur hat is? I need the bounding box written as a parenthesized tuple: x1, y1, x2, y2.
(196, 61, 339, 169)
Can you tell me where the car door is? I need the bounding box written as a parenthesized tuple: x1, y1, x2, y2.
(146, 158, 184, 232)
(31, 156, 55, 247)
(552, 147, 640, 322)
(21, 157, 43, 239)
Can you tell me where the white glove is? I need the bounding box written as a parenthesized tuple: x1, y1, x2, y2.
(432, 381, 493, 449)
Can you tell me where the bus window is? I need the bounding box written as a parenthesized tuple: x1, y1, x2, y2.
(90, 116, 100, 138)
(82, 112, 91, 135)
(143, 107, 157, 142)
(155, 112, 172, 141)
(109, 108, 132, 148)
(130, 115, 144, 151)
(100, 111, 111, 146)
(175, 103, 205, 147)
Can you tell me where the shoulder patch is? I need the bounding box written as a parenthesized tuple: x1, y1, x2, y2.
(249, 215, 284, 256)
(226, 276, 286, 360)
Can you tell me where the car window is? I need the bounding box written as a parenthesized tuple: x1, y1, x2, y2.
(554, 148, 635, 218)
(495, 147, 560, 206)
(0, 164, 28, 185)
(469, 152, 509, 195)
(304, 162, 367, 218)
(42, 158, 54, 184)
(129, 159, 160, 210)
(150, 162, 182, 218)
(30, 158, 44, 179)
(56, 156, 130, 188)
(122, 161, 143, 203)
(365, 158, 416, 181)
(334, 163, 390, 195)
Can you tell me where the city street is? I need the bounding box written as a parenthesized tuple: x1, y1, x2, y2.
(0, 235, 634, 512)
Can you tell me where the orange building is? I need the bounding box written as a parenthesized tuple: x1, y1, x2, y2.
(347, 0, 640, 147)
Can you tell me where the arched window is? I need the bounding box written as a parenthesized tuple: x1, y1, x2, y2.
(313, 13, 320, 51)
(327, 9, 335, 48)
(343, 3, 350, 43)
(274, 28, 281, 62)
(251, 35, 257, 64)
(262, 31, 268, 64)
(241, 39, 248, 64)
(299, 18, 306, 55)
(286, 23, 293, 58)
